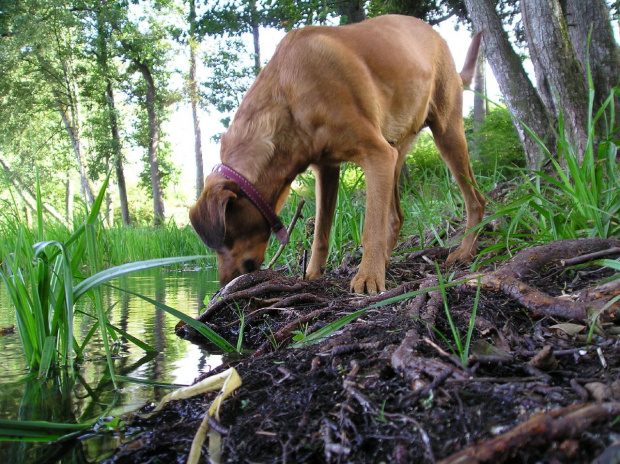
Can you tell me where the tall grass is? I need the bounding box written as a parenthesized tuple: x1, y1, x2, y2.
(99, 221, 214, 268)
(267, 165, 369, 272)
(0, 173, 227, 385)
(476, 87, 619, 264)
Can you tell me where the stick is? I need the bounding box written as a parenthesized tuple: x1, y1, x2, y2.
(267, 198, 306, 269)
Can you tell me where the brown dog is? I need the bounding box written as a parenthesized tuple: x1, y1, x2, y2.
(190, 15, 486, 294)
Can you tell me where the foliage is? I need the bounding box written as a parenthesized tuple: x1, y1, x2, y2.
(404, 132, 444, 175)
(464, 104, 526, 175)
(368, 0, 468, 25)
(475, 87, 620, 264)
(202, 37, 256, 131)
(435, 264, 480, 366)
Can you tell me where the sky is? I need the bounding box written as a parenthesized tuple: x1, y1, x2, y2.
(163, 18, 503, 190)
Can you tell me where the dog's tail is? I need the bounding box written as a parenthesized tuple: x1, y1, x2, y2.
(459, 31, 483, 88)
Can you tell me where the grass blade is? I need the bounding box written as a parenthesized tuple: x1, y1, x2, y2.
(73, 256, 209, 301)
(107, 283, 236, 353)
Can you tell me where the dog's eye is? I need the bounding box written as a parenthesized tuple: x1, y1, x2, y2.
(242, 259, 257, 273)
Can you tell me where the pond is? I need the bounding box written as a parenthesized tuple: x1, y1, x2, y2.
(0, 268, 221, 463)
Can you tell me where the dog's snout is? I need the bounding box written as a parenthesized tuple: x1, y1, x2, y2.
(242, 259, 258, 273)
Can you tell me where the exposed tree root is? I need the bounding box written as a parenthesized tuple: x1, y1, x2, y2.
(438, 402, 620, 464)
(252, 305, 339, 357)
(199, 278, 309, 321)
(115, 239, 620, 464)
(462, 238, 620, 322)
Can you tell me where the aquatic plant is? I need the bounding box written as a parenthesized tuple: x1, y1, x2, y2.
(0, 173, 227, 387)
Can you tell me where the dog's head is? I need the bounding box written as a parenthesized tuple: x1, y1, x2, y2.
(190, 173, 271, 286)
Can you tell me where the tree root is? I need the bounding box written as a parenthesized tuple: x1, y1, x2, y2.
(199, 276, 309, 321)
(438, 402, 620, 464)
(234, 293, 329, 326)
(462, 238, 620, 322)
(252, 305, 339, 357)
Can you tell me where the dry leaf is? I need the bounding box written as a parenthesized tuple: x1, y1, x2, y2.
(549, 323, 586, 336)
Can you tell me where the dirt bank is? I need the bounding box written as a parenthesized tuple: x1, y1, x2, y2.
(107, 238, 620, 464)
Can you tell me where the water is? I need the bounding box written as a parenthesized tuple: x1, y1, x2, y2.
(0, 268, 222, 463)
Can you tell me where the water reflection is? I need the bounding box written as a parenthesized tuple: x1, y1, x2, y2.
(0, 268, 221, 462)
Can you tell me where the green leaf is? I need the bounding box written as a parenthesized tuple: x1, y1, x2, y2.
(0, 419, 93, 442)
(73, 256, 209, 301)
(107, 283, 236, 353)
(107, 322, 157, 353)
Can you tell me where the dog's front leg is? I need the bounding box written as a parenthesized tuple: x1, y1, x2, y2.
(350, 147, 398, 294)
(306, 164, 340, 280)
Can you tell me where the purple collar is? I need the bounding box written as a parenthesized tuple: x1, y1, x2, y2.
(213, 164, 290, 245)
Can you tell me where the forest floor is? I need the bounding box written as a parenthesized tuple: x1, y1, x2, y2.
(106, 237, 620, 464)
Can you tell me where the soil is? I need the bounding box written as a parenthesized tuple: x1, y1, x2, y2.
(106, 238, 620, 464)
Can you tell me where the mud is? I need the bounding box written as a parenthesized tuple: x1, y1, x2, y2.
(106, 238, 620, 464)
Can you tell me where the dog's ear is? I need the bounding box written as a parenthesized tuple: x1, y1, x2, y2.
(189, 176, 239, 250)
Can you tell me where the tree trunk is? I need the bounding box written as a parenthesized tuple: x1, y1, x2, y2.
(55, 53, 96, 206)
(189, 0, 204, 200)
(249, 0, 261, 74)
(472, 49, 487, 161)
(337, 0, 366, 24)
(464, 0, 557, 169)
(105, 79, 131, 225)
(51, 87, 95, 206)
(521, 0, 590, 161)
(562, 0, 620, 114)
(134, 60, 166, 226)
(65, 175, 74, 228)
(106, 193, 113, 227)
(96, 13, 131, 225)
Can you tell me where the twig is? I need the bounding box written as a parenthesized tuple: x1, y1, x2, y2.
(423, 337, 468, 371)
(343, 380, 378, 414)
(267, 198, 306, 269)
(560, 247, 620, 266)
(437, 402, 620, 463)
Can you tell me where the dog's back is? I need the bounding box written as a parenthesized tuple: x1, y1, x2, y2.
(234, 15, 464, 157)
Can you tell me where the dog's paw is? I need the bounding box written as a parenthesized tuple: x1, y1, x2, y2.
(350, 271, 386, 295)
(304, 265, 324, 280)
(446, 248, 475, 266)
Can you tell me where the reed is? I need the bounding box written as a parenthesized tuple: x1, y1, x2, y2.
(99, 221, 214, 268)
(0, 173, 223, 387)
(475, 87, 619, 265)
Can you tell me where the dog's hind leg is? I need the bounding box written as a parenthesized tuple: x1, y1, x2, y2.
(430, 112, 486, 265)
(306, 163, 340, 280)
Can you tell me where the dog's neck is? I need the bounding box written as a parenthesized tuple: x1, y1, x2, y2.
(220, 104, 309, 215)
(213, 164, 289, 245)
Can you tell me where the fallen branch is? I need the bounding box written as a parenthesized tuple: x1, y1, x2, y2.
(561, 247, 620, 266)
(461, 238, 620, 322)
(438, 402, 620, 464)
